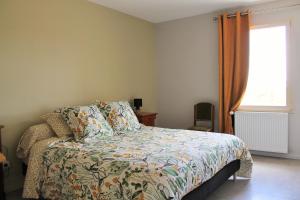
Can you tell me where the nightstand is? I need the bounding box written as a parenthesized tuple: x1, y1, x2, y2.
(0, 125, 5, 200)
(135, 112, 157, 126)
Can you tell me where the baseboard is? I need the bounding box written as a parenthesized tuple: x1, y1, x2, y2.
(251, 150, 300, 160)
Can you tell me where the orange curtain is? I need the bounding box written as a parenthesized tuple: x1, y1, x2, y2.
(218, 12, 250, 134)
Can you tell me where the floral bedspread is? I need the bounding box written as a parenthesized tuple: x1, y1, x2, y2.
(39, 126, 252, 200)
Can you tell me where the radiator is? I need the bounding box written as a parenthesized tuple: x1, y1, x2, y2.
(235, 111, 288, 153)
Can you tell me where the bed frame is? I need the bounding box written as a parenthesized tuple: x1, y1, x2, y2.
(22, 159, 240, 199)
(183, 160, 240, 199)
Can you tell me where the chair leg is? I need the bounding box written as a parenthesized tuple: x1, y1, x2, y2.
(233, 173, 237, 181)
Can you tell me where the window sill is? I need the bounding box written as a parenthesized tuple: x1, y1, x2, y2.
(238, 106, 291, 113)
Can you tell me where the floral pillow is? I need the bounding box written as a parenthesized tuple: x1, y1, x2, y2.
(61, 105, 113, 141)
(97, 101, 141, 132)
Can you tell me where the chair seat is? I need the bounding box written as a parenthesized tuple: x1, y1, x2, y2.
(189, 126, 213, 132)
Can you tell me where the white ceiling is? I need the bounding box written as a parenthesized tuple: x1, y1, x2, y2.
(89, 0, 277, 23)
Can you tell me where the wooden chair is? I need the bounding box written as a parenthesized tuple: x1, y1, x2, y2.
(190, 103, 215, 132)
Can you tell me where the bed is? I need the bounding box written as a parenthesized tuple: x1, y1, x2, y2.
(19, 125, 252, 200)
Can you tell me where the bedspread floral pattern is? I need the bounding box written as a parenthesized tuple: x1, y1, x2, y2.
(39, 126, 252, 200)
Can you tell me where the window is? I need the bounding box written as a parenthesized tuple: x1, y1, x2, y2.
(240, 25, 288, 110)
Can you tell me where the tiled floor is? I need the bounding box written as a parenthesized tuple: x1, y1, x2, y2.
(207, 156, 300, 200)
(6, 156, 300, 200)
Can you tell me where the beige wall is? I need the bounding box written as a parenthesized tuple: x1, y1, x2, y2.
(156, 13, 219, 130)
(156, 0, 300, 159)
(0, 0, 156, 192)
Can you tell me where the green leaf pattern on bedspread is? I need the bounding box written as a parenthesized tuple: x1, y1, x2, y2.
(39, 126, 253, 200)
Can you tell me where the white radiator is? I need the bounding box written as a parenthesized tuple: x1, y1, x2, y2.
(235, 111, 288, 153)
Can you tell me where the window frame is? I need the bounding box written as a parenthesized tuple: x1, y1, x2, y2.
(238, 22, 291, 113)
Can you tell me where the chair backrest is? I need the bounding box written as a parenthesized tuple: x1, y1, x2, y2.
(194, 103, 215, 130)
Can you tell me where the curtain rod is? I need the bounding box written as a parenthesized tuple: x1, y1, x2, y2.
(213, 12, 249, 21)
(213, 3, 300, 22)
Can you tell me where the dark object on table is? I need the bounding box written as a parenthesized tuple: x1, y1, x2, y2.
(133, 98, 143, 111)
(190, 102, 215, 132)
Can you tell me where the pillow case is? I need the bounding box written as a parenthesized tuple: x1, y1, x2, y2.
(97, 101, 141, 132)
(41, 112, 72, 137)
(61, 105, 113, 141)
(16, 123, 55, 160)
